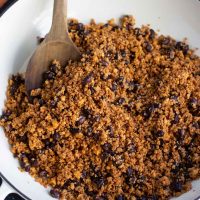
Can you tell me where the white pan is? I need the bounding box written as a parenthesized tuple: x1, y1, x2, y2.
(0, 0, 199, 199)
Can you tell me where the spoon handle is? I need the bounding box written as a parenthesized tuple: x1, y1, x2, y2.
(47, 0, 68, 41)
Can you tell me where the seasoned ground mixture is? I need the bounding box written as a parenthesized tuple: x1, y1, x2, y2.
(0, 16, 200, 200)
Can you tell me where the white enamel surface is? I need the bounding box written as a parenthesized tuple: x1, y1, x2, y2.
(0, 0, 199, 199)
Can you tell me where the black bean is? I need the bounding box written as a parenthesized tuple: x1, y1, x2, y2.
(101, 60, 109, 67)
(92, 132, 101, 141)
(43, 71, 55, 81)
(23, 153, 33, 161)
(91, 174, 106, 188)
(125, 167, 138, 186)
(24, 165, 31, 172)
(172, 113, 179, 124)
(107, 74, 112, 80)
(62, 179, 80, 189)
(156, 130, 164, 137)
(130, 51, 135, 61)
(115, 98, 125, 105)
(37, 149, 45, 154)
(85, 49, 92, 55)
(50, 189, 61, 199)
(0, 111, 11, 122)
(172, 181, 183, 192)
(85, 187, 98, 197)
(150, 195, 158, 200)
(26, 152, 35, 160)
(103, 23, 109, 28)
(107, 126, 114, 137)
(101, 152, 110, 160)
(53, 132, 60, 141)
(43, 139, 50, 147)
(126, 176, 136, 186)
(112, 25, 120, 31)
(116, 76, 124, 85)
(82, 72, 93, 86)
(115, 194, 126, 200)
(45, 140, 54, 149)
(112, 26, 119, 31)
(100, 73, 111, 81)
(95, 195, 108, 200)
(38, 98, 45, 106)
(120, 50, 126, 58)
(88, 86, 95, 95)
(27, 95, 35, 104)
(100, 73, 108, 81)
(193, 121, 200, 129)
(188, 98, 199, 116)
(81, 170, 88, 179)
(170, 95, 178, 101)
(105, 50, 113, 58)
(30, 158, 38, 167)
(77, 23, 85, 32)
(141, 196, 148, 200)
(127, 81, 141, 93)
(147, 143, 156, 156)
(10, 84, 18, 96)
(18, 134, 28, 143)
(145, 42, 153, 52)
(102, 143, 112, 152)
(134, 28, 142, 37)
(82, 108, 92, 119)
(39, 170, 48, 177)
(103, 149, 116, 159)
(83, 30, 91, 37)
(69, 126, 80, 134)
(12, 75, 24, 85)
(125, 60, 129, 65)
(50, 100, 57, 108)
(85, 126, 93, 137)
(149, 29, 155, 40)
(175, 42, 189, 55)
(68, 20, 75, 27)
(19, 159, 26, 169)
(114, 53, 119, 60)
(95, 196, 103, 200)
(176, 129, 185, 141)
(184, 153, 193, 168)
(111, 82, 118, 91)
(20, 152, 28, 159)
(10, 75, 24, 96)
(92, 115, 101, 123)
(188, 98, 198, 108)
(143, 103, 159, 119)
(129, 80, 141, 88)
(127, 167, 134, 177)
(161, 37, 170, 45)
(6, 124, 13, 132)
(76, 115, 86, 126)
(126, 23, 133, 31)
(49, 64, 57, 73)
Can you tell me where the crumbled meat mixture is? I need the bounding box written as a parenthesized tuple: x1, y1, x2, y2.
(0, 16, 200, 200)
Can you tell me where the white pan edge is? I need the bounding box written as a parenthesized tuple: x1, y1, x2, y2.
(0, 0, 199, 199)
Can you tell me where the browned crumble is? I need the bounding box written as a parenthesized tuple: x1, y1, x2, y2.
(0, 16, 200, 200)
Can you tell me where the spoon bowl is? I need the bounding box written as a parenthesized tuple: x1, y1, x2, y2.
(25, 0, 81, 93)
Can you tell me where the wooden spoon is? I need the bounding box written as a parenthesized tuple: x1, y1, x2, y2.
(25, 0, 81, 93)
